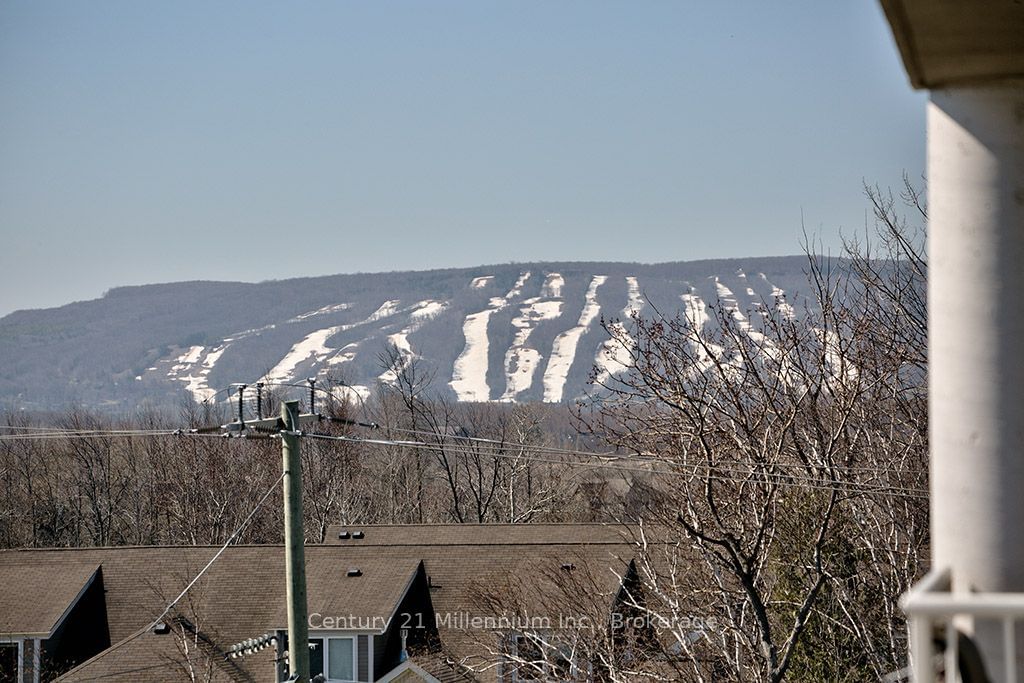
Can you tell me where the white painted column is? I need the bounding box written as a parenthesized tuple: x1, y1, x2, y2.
(929, 82, 1024, 675)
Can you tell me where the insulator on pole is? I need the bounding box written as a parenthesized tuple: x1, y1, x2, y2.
(237, 385, 247, 429)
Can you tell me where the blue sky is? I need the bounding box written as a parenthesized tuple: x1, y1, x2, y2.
(0, 2, 925, 317)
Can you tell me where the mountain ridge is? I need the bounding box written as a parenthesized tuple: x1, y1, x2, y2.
(0, 256, 814, 411)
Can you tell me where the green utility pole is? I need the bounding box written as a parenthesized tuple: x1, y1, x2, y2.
(281, 400, 309, 682)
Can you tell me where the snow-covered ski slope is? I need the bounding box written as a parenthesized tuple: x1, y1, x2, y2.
(151, 259, 810, 407)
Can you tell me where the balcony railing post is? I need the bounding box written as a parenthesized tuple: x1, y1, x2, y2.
(909, 614, 933, 683)
(1004, 618, 1017, 683)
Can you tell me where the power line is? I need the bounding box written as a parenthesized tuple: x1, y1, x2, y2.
(191, 380, 921, 481)
(300, 432, 928, 499)
(59, 469, 286, 682)
(0, 429, 181, 441)
(0, 425, 117, 432)
(374, 423, 922, 477)
(0, 422, 926, 497)
(150, 469, 286, 629)
(206, 385, 916, 478)
(0, 426, 176, 434)
(298, 422, 927, 493)
(0, 431, 283, 447)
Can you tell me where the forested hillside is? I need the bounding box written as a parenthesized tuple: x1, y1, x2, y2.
(0, 257, 812, 412)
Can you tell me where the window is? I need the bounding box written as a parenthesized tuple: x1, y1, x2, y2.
(308, 636, 356, 683)
(0, 644, 17, 683)
(309, 638, 324, 680)
(281, 632, 366, 683)
(328, 637, 354, 680)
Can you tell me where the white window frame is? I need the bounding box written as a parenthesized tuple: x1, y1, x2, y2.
(0, 640, 22, 683)
(307, 630, 374, 683)
(0, 637, 40, 683)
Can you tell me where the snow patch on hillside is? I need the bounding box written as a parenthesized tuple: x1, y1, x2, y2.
(330, 383, 371, 404)
(625, 277, 643, 313)
(712, 278, 752, 378)
(222, 323, 275, 343)
(542, 275, 607, 402)
(817, 328, 858, 386)
(366, 300, 402, 322)
(379, 300, 448, 384)
(167, 343, 230, 403)
(450, 272, 531, 401)
(470, 276, 494, 289)
(203, 345, 228, 370)
(499, 296, 564, 402)
(541, 272, 564, 298)
(411, 300, 446, 321)
(449, 311, 495, 401)
(167, 306, 376, 406)
(289, 302, 352, 323)
(173, 346, 204, 367)
(326, 343, 359, 366)
(264, 300, 401, 385)
(759, 273, 796, 320)
(680, 289, 709, 331)
(593, 277, 645, 384)
(180, 373, 217, 403)
(716, 277, 803, 384)
(489, 272, 530, 307)
(715, 279, 751, 333)
(680, 288, 722, 373)
(264, 329, 341, 385)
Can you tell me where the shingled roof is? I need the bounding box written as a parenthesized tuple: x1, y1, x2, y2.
(0, 524, 645, 682)
(325, 522, 634, 546)
(325, 523, 639, 674)
(0, 547, 423, 645)
(0, 556, 99, 638)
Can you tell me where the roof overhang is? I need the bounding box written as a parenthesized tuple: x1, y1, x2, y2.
(0, 562, 100, 641)
(880, 0, 1024, 89)
(376, 659, 443, 683)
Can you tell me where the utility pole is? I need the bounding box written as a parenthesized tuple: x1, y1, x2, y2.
(219, 388, 323, 681)
(281, 400, 309, 682)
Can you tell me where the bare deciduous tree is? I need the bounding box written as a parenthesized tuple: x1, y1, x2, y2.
(576, 183, 928, 681)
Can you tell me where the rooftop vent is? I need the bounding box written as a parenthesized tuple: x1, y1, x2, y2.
(560, 563, 576, 572)
(338, 531, 350, 540)
(347, 568, 362, 577)
(351, 530, 364, 539)
(153, 622, 171, 635)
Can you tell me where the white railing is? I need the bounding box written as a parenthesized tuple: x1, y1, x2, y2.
(902, 567, 1024, 683)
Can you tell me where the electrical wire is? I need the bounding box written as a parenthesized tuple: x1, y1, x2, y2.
(299, 432, 928, 499)
(0, 421, 926, 497)
(374, 423, 922, 476)
(0, 425, 126, 432)
(298, 424, 928, 493)
(198, 383, 239, 406)
(149, 469, 286, 628)
(214, 385, 915, 478)
(0, 429, 181, 441)
(55, 469, 286, 681)
(204, 381, 917, 485)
